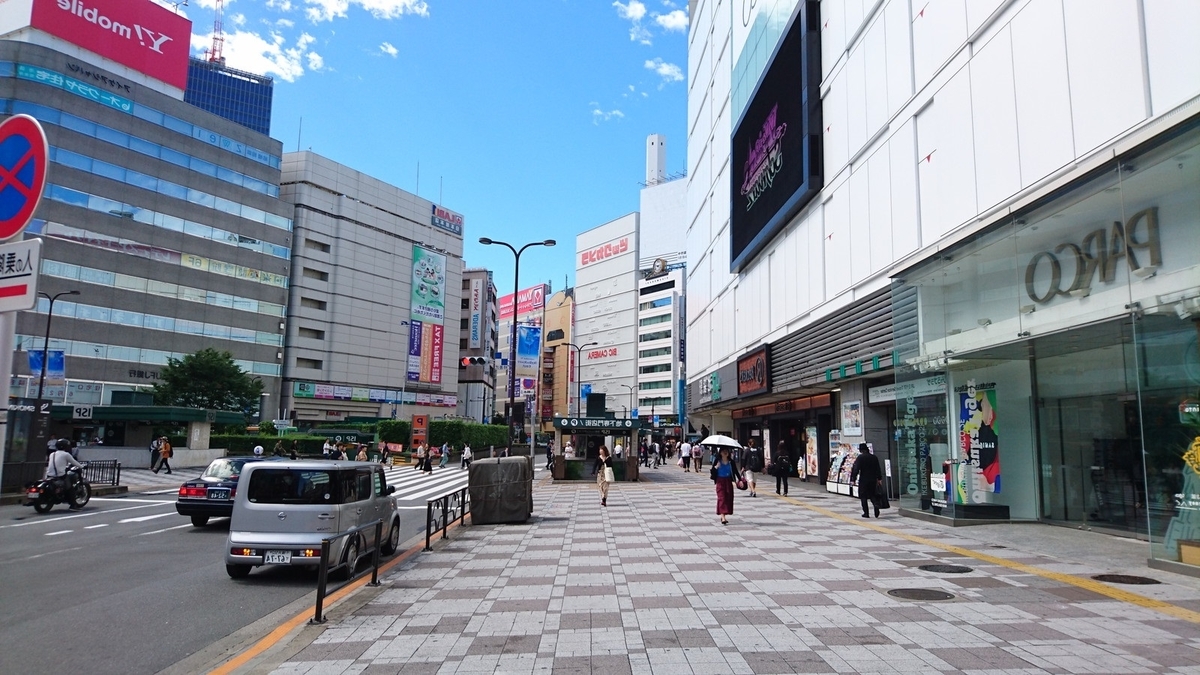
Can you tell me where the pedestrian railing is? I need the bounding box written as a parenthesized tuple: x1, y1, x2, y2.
(426, 485, 470, 551)
(82, 460, 120, 486)
(310, 519, 384, 624)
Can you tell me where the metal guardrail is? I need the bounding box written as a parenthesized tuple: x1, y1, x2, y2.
(310, 519, 384, 624)
(426, 485, 470, 551)
(82, 460, 120, 487)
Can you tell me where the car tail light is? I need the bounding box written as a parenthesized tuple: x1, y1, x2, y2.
(179, 486, 207, 498)
(297, 549, 318, 558)
(231, 548, 256, 556)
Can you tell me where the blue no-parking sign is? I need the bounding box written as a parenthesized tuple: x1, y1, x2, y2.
(0, 115, 49, 241)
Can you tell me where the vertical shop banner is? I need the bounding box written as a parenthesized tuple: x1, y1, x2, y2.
(804, 426, 818, 479)
(468, 278, 482, 348)
(957, 379, 1000, 502)
(28, 350, 65, 382)
(515, 325, 541, 373)
(407, 245, 446, 384)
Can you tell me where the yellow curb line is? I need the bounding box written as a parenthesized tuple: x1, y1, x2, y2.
(775, 493, 1200, 624)
(207, 521, 463, 675)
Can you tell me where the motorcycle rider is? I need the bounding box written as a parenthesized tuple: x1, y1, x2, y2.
(46, 439, 85, 508)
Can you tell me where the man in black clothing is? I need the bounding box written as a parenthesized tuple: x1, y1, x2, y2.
(849, 443, 884, 518)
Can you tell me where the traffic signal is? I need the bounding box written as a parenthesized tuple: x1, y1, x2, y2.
(460, 357, 487, 367)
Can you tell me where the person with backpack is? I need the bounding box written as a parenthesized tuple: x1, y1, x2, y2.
(743, 438, 765, 497)
(769, 441, 790, 496)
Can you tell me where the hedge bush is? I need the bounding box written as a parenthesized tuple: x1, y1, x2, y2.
(376, 419, 507, 449)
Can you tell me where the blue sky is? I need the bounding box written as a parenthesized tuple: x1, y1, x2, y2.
(169, 0, 689, 295)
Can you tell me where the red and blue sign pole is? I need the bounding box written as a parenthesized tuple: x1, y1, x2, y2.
(0, 114, 51, 491)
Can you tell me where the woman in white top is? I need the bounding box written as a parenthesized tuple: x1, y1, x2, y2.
(461, 444, 473, 469)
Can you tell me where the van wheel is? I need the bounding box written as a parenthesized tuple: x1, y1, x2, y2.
(382, 519, 400, 555)
(335, 537, 360, 581)
(191, 515, 209, 527)
(226, 564, 252, 579)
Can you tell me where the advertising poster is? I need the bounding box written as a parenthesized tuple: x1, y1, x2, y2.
(805, 426, 818, 479)
(468, 278, 482, 348)
(842, 400, 863, 436)
(314, 384, 335, 399)
(293, 382, 315, 398)
(516, 325, 541, 373)
(957, 379, 1000, 500)
(406, 245, 446, 384)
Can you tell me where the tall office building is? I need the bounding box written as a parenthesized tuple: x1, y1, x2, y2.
(492, 283, 548, 437)
(280, 151, 465, 423)
(184, 57, 273, 136)
(540, 288, 574, 432)
(1, 0, 290, 426)
(686, 0, 1200, 570)
(456, 267, 498, 423)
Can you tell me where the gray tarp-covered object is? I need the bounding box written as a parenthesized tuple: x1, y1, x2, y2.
(469, 456, 533, 524)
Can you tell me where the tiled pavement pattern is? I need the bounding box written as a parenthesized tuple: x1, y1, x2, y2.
(270, 468, 1200, 674)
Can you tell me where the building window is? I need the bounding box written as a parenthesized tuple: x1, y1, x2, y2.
(640, 363, 671, 374)
(639, 329, 672, 342)
(460, 338, 468, 349)
(461, 298, 470, 309)
(295, 357, 323, 370)
(460, 318, 470, 329)
(300, 297, 327, 310)
(639, 297, 672, 310)
(639, 314, 672, 327)
(639, 280, 675, 295)
(302, 267, 329, 281)
(639, 347, 672, 358)
(639, 381, 671, 390)
(298, 327, 325, 340)
(304, 238, 331, 253)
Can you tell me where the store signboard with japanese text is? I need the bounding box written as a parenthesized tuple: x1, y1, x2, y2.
(498, 284, 546, 321)
(407, 245, 446, 385)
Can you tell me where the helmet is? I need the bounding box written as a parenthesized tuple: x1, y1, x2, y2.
(56, 439, 72, 451)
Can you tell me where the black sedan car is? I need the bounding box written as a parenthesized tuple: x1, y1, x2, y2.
(176, 456, 278, 526)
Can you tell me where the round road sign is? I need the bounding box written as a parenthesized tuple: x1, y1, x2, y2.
(0, 114, 49, 242)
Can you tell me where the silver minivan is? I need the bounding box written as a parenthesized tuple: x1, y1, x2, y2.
(224, 460, 400, 579)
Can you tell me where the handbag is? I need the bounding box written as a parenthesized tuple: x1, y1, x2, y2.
(603, 466, 615, 483)
(735, 478, 748, 491)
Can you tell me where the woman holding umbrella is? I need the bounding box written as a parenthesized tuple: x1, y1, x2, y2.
(709, 445, 744, 525)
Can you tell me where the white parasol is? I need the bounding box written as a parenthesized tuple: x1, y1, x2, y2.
(697, 434, 742, 449)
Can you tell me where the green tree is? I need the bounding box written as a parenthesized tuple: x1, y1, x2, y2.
(153, 348, 264, 414)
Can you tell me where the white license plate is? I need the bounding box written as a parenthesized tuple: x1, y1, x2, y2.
(208, 489, 230, 500)
(264, 550, 291, 564)
(27, 490, 39, 499)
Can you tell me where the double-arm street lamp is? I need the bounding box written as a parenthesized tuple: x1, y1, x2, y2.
(619, 383, 635, 418)
(566, 341, 597, 416)
(479, 237, 555, 445)
(36, 290, 80, 403)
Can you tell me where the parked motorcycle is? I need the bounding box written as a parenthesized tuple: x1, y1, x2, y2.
(26, 465, 91, 513)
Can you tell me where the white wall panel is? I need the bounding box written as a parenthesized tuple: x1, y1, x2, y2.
(965, 0, 1006, 36)
(1062, 0, 1146, 155)
(823, 180, 852, 294)
(911, 0, 968, 92)
(885, 0, 914, 116)
(823, 76, 850, 177)
(822, 0, 847, 80)
(969, 26, 1022, 212)
(846, 46, 869, 158)
(769, 247, 784, 330)
(849, 167, 872, 284)
(1143, 0, 1200, 114)
(864, 19, 890, 138)
(1010, 0, 1074, 188)
(785, 221, 803, 318)
(807, 207, 826, 307)
(711, 113, 731, 177)
(713, 43, 732, 109)
(916, 70, 977, 240)
(867, 144, 893, 273)
(845, 0, 866, 40)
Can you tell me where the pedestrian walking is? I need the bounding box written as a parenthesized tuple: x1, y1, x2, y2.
(439, 444, 450, 468)
(461, 443, 472, 469)
(613, 441, 623, 460)
(545, 441, 554, 471)
(693, 441, 703, 472)
(414, 443, 426, 471)
(152, 436, 173, 474)
(769, 441, 790, 496)
(743, 438, 765, 497)
(355, 445, 368, 462)
(710, 446, 743, 525)
(680, 439, 692, 471)
(423, 444, 434, 474)
(322, 439, 334, 458)
(850, 443, 884, 518)
(273, 440, 285, 456)
(593, 445, 614, 507)
(290, 440, 300, 458)
(148, 436, 161, 469)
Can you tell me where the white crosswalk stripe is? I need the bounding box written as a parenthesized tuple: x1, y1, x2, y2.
(381, 464, 544, 502)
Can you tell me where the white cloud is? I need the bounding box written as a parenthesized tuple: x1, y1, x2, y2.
(613, 0, 652, 44)
(266, 0, 295, 10)
(307, 52, 325, 70)
(305, 0, 429, 23)
(230, 13, 248, 27)
(195, 0, 233, 8)
(592, 108, 625, 124)
(641, 91, 649, 97)
(627, 84, 635, 91)
(654, 9, 688, 32)
(276, 18, 295, 27)
(191, 29, 324, 82)
(644, 57, 683, 83)
(380, 41, 398, 57)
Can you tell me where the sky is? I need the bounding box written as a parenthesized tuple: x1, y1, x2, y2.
(161, 0, 689, 295)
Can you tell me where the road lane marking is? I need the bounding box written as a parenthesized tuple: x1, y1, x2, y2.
(141, 488, 180, 495)
(136, 523, 192, 536)
(776, 493, 1200, 625)
(0, 546, 85, 566)
(91, 497, 175, 504)
(45, 530, 72, 536)
(84, 524, 109, 529)
(0, 502, 170, 528)
(119, 512, 176, 524)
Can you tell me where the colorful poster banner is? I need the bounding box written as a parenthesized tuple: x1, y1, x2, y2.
(407, 245, 446, 384)
(957, 379, 1000, 501)
(516, 325, 541, 373)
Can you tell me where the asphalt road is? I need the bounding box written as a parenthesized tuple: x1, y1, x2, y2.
(0, 466, 456, 674)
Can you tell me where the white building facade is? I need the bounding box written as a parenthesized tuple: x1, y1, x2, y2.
(687, 0, 1200, 567)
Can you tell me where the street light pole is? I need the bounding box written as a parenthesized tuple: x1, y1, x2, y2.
(619, 383, 634, 417)
(36, 290, 79, 403)
(479, 237, 555, 448)
(566, 341, 597, 416)
(392, 320, 411, 420)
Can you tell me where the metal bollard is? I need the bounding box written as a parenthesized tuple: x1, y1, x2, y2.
(312, 538, 331, 624)
(369, 521, 382, 587)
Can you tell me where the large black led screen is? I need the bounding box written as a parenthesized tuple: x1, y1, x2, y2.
(730, 1, 822, 273)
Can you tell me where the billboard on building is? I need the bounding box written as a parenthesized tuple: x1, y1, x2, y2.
(28, 0, 192, 90)
(730, 3, 822, 273)
(407, 245, 446, 385)
(515, 325, 541, 373)
(468, 278, 483, 349)
(498, 284, 546, 321)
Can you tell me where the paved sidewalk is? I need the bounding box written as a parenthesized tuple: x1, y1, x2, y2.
(264, 467, 1200, 674)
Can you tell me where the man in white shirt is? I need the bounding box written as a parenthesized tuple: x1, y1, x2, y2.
(680, 440, 692, 472)
(613, 442, 623, 459)
(461, 444, 472, 469)
(46, 439, 85, 508)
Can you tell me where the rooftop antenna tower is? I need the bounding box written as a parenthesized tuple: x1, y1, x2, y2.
(206, 0, 226, 64)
